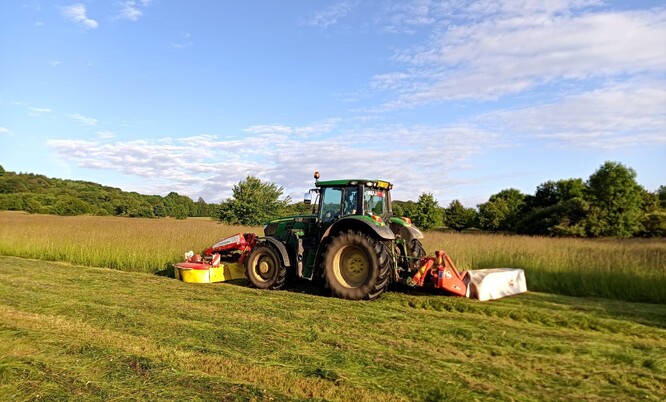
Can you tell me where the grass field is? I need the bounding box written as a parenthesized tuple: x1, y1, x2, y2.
(1, 256, 665, 401)
(1, 211, 665, 304)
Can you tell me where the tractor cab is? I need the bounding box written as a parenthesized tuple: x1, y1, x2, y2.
(307, 178, 393, 225)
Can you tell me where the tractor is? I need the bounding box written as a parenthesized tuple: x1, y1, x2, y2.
(174, 173, 527, 301)
(244, 172, 426, 300)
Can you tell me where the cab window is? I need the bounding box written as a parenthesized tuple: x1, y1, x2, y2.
(320, 187, 342, 223)
(342, 187, 359, 216)
(364, 189, 386, 216)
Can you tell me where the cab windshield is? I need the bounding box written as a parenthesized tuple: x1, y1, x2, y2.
(364, 188, 387, 217)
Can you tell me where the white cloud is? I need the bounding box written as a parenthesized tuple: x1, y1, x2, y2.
(171, 31, 193, 49)
(117, 0, 152, 22)
(381, 0, 436, 33)
(68, 113, 98, 126)
(96, 131, 117, 139)
(62, 4, 98, 29)
(0, 127, 12, 136)
(482, 79, 666, 149)
(307, 1, 357, 28)
(28, 107, 51, 116)
(47, 121, 504, 202)
(367, 1, 666, 107)
(49, 61, 61, 67)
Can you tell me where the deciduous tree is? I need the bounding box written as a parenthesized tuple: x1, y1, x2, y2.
(410, 193, 443, 230)
(218, 176, 290, 226)
(584, 161, 644, 237)
(444, 199, 477, 231)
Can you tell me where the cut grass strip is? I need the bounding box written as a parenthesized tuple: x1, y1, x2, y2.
(1, 256, 665, 401)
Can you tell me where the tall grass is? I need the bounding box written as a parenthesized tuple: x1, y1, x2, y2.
(0, 211, 255, 273)
(1, 211, 665, 303)
(421, 231, 666, 304)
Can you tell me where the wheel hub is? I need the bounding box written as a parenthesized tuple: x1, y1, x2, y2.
(335, 246, 370, 288)
(259, 261, 270, 274)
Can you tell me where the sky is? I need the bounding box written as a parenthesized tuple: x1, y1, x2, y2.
(1, 0, 665, 207)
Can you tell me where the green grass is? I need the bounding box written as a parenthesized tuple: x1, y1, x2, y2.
(0, 212, 256, 273)
(422, 231, 666, 304)
(1, 211, 665, 303)
(1, 256, 665, 401)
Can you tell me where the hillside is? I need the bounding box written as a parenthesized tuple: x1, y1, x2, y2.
(0, 166, 215, 218)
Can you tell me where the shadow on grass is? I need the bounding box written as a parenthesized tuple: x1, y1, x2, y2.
(154, 262, 176, 278)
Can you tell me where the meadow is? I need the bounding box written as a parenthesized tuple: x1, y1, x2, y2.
(0, 211, 664, 304)
(1, 256, 665, 401)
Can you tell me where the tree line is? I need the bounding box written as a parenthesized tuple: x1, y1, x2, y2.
(1, 161, 663, 237)
(396, 161, 665, 238)
(0, 165, 216, 219)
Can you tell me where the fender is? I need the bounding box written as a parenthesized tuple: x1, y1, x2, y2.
(389, 217, 424, 241)
(321, 215, 396, 242)
(399, 225, 424, 241)
(260, 237, 292, 267)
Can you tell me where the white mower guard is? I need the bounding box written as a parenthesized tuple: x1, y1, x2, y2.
(464, 268, 527, 301)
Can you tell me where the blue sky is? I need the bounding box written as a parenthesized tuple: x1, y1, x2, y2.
(1, 1, 665, 206)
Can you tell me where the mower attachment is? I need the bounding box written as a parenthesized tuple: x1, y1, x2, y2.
(408, 250, 527, 300)
(173, 233, 256, 283)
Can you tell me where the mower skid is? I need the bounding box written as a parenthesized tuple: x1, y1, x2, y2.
(464, 268, 527, 301)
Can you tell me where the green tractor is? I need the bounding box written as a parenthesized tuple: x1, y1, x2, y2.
(244, 173, 426, 300)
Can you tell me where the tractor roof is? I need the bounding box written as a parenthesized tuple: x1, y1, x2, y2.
(316, 179, 393, 189)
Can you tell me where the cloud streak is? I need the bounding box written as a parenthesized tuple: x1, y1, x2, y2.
(482, 79, 666, 149)
(306, 1, 357, 28)
(117, 0, 152, 22)
(47, 121, 504, 202)
(68, 113, 98, 126)
(62, 4, 98, 29)
(361, 1, 666, 107)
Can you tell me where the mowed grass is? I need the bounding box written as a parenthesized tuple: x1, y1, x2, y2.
(1, 256, 665, 401)
(1, 211, 665, 304)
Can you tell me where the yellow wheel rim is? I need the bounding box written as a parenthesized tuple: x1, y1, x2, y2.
(253, 255, 275, 282)
(333, 245, 370, 288)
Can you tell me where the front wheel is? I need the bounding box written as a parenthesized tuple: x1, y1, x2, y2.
(323, 230, 391, 300)
(245, 244, 287, 290)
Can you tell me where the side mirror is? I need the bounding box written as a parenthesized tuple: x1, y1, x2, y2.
(304, 192, 312, 205)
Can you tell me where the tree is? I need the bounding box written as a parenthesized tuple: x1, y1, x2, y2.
(584, 161, 644, 237)
(477, 188, 525, 232)
(444, 199, 477, 231)
(195, 197, 209, 217)
(53, 195, 90, 216)
(219, 176, 290, 226)
(410, 193, 443, 230)
(283, 201, 313, 216)
(477, 198, 509, 231)
(657, 185, 666, 209)
(518, 179, 587, 236)
(392, 200, 417, 219)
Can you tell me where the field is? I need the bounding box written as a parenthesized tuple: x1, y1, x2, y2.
(1, 256, 665, 401)
(0, 211, 664, 303)
(1, 212, 666, 400)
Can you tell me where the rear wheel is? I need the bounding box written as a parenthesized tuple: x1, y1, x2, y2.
(245, 244, 287, 290)
(323, 230, 391, 300)
(396, 238, 426, 272)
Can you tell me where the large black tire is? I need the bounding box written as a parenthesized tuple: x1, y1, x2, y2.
(397, 238, 426, 272)
(409, 238, 426, 262)
(245, 244, 287, 290)
(323, 230, 392, 300)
